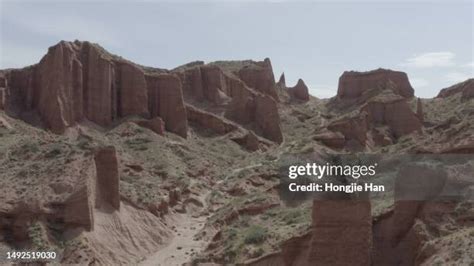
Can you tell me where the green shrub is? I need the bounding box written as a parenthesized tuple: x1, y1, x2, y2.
(244, 225, 267, 245)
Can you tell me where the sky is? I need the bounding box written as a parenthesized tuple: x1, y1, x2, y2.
(0, 0, 473, 98)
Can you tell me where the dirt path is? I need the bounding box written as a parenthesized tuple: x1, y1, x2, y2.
(139, 163, 267, 266)
(139, 213, 207, 266)
(139, 191, 211, 266)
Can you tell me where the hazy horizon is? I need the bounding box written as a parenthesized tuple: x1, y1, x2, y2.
(1, 0, 472, 98)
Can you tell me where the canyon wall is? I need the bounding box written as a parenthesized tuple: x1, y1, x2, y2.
(2, 41, 284, 144)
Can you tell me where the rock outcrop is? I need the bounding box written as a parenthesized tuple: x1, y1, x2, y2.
(200, 65, 230, 104)
(82, 41, 115, 126)
(231, 131, 261, 151)
(255, 94, 284, 143)
(186, 104, 238, 134)
(94, 146, 120, 210)
(2, 41, 188, 137)
(133, 117, 165, 135)
(238, 58, 279, 101)
(337, 69, 414, 99)
(309, 200, 372, 266)
(225, 77, 283, 143)
(277, 73, 286, 87)
(146, 74, 188, 138)
(115, 62, 148, 117)
(327, 94, 422, 149)
(1, 41, 287, 145)
(288, 79, 310, 101)
(33, 42, 83, 133)
(327, 115, 368, 149)
(362, 97, 422, 138)
(64, 186, 95, 231)
(436, 78, 474, 99)
(416, 98, 424, 123)
(313, 131, 346, 149)
(175, 64, 230, 104)
(178, 65, 205, 100)
(0, 74, 5, 109)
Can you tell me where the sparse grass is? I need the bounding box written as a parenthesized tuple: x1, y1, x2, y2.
(125, 137, 151, 151)
(244, 225, 267, 245)
(45, 143, 62, 158)
(28, 222, 47, 250)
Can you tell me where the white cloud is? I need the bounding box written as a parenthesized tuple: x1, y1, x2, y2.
(410, 78, 429, 88)
(401, 52, 455, 68)
(444, 72, 471, 84)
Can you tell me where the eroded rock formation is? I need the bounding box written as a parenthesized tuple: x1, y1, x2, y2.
(337, 68, 414, 99)
(362, 97, 422, 138)
(94, 146, 120, 210)
(1, 41, 286, 145)
(133, 117, 165, 136)
(186, 105, 238, 135)
(0, 74, 6, 110)
(288, 79, 310, 101)
(309, 200, 372, 266)
(2, 41, 188, 137)
(146, 74, 188, 138)
(325, 92, 422, 149)
(238, 58, 278, 101)
(277, 73, 286, 87)
(436, 78, 474, 99)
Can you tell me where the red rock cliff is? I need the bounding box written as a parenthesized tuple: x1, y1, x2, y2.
(2, 41, 188, 136)
(337, 69, 414, 99)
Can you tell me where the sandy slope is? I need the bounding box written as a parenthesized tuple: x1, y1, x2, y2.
(139, 213, 208, 266)
(139, 189, 211, 266)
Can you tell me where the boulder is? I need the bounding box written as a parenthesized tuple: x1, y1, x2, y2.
(116, 62, 148, 117)
(133, 117, 165, 135)
(148, 198, 169, 217)
(146, 74, 188, 138)
(238, 58, 279, 101)
(94, 146, 120, 210)
(288, 79, 310, 101)
(231, 131, 261, 151)
(168, 189, 181, 207)
(370, 128, 393, 146)
(337, 69, 414, 99)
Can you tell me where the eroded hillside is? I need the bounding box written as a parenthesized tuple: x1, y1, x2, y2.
(0, 41, 473, 265)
